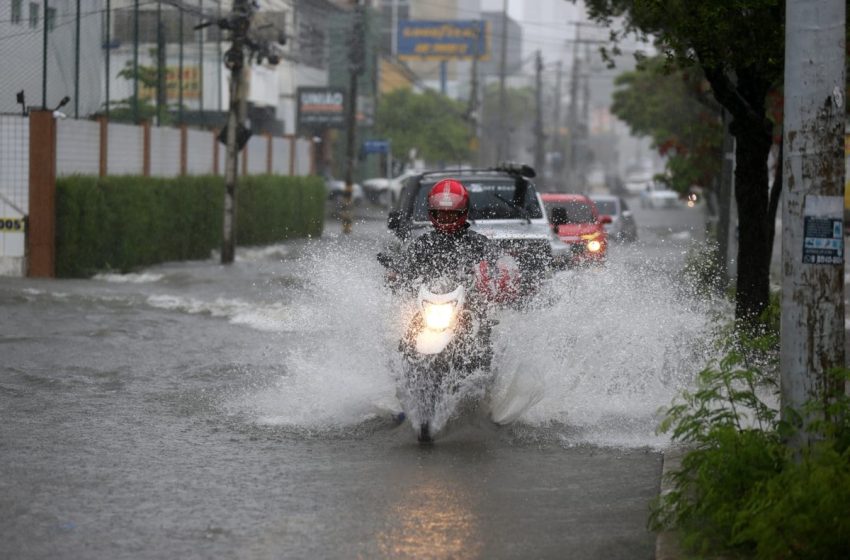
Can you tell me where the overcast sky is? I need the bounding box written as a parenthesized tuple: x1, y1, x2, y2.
(480, 0, 591, 63)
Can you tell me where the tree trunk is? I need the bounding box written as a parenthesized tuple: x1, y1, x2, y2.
(731, 115, 774, 324)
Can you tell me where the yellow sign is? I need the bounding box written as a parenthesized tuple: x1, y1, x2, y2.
(139, 66, 201, 101)
(0, 217, 25, 232)
(397, 20, 489, 61)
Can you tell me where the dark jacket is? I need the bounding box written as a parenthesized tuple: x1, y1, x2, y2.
(395, 224, 499, 289)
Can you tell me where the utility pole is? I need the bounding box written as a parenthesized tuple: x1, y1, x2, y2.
(533, 50, 545, 177)
(578, 41, 591, 190)
(565, 25, 580, 193)
(549, 60, 563, 186)
(156, 0, 166, 126)
(565, 22, 604, 193)
(132, 0, 139, 123)
(390, 0, 398, 56)
(496, 0, 508, 162)
(219, 0, 254, 264)
(467, 22, 481, 166)
(781, 0, 846, 449)
(342, 1, 366, 235)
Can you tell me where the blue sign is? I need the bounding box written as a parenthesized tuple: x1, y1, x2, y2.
(363, 140, 390, 154)
(397, 20, 488, 61)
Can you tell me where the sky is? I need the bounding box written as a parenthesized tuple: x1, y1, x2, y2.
(480, 0, 592, 63)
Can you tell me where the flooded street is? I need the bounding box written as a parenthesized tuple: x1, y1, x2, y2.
(1, 203, 716, 559)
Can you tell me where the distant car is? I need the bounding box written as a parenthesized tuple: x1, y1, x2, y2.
(589, 194, 638, 242)
(541, 193, 610, 266)
(624, 170, 654, 195)
(325, 176, 363, 205)
(639, 183, 679, 209)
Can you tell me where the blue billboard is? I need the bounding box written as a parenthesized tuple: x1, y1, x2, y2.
(397, 20, 488, 61)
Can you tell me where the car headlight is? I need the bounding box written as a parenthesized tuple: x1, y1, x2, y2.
(586, 239, 602, 253)
(422, 302, 456, 330)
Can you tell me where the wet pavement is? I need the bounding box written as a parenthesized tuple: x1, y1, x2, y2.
(0, 200, 713, 559)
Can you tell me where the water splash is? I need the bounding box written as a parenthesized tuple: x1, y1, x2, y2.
(231, 234, 725, 447)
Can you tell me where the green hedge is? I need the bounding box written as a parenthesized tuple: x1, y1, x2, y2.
(56, 174, 324, 277)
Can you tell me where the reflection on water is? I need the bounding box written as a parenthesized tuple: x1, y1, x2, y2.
(376, 476, 481, 560)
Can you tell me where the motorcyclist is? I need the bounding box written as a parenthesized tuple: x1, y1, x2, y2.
(387, 178, 519, 304)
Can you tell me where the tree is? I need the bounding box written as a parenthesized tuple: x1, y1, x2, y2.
(374, 89, 473, 165)
(107, 49, 176, 125)
(479, 84, 537, 168)
(582, 0, 785, 327)
(611, 56, 722, 197)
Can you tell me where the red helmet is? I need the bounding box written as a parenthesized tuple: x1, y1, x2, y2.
(428, 179, 469, 233)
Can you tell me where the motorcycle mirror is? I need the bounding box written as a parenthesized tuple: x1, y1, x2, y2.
(387, 210, 401, 231)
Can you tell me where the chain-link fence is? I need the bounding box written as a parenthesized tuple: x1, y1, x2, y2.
(0, 0, 227, 125)
(0, 115, 28, 270)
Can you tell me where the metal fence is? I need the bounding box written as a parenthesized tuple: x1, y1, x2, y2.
(0, 0, 227, 125)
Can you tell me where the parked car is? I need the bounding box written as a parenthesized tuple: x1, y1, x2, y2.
(541, 193, 610, 266)
(383, 164, 570, 293)
(325, 175, 363, 205)
(589, 194, 638, 242)
(361, 168, 423, 206)
(639, 183, 679, 209)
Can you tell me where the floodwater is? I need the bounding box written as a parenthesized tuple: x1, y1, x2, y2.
(0, 203, 718, 559)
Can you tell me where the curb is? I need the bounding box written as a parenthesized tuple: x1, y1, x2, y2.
(655, 446, 686, 560)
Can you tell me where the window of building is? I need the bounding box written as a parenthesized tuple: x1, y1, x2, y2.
(46, 6, 55, 31)
(28, 2, 39, 28)
(298, 19, 326, 70)
(380, 1, 410, 55)
(113, 7, 208, 44)
(11, 0, 23, 24)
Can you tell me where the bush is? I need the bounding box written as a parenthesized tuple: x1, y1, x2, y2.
(737, 444, 850, 559)
(652, 353, 850, 559)
(56, 174, 324, 277)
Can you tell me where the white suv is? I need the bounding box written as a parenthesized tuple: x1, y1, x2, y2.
(384, 164, 569, 292)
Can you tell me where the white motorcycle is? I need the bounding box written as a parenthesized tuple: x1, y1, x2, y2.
(396, 277, 494, 443)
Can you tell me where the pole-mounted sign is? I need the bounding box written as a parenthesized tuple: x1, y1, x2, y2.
(801, 195, 843, 265)
(296, 87, 346, 133)
(397, 20, 487, 60)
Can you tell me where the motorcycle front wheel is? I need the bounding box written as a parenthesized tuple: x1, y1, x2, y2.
(418, 422, 432, 444)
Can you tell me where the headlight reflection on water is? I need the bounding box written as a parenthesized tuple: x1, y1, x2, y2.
(376, 478, 481, 559)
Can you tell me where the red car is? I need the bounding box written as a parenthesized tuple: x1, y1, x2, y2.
(541, 193, 611, 266)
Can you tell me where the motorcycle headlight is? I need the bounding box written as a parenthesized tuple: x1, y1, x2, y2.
(586, 239, 602, 253)
(422, 302, 456, 331)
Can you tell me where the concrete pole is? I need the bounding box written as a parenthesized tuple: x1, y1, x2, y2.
(496, 0, 508, 162)
(342, 1, 365, 235)
(550, 60, 563, 187)
(781, 0, 846, 448)
(390, 0, 398, 57)
(221, 0, 251, 264)
(533, 50, 545, 177)
(565, 26, 580, 193)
